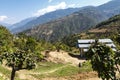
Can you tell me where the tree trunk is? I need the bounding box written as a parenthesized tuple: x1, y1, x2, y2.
(57, 48, 60, 52)
(116, 64, 120, 73)
(11, 67, 16, 80)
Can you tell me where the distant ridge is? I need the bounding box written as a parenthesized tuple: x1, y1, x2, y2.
(11, 8, 80, 33)
(0, 22, 11, 29)
(13, 0, 120, 42)
(23, 7, 107, 42)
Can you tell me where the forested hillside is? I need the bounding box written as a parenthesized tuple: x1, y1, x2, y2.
(23, 7, 106, 42)
(21, 0, 120, 42)
(62, 14, 120, 48)
(88, 14, 120, 38)
(98, 0, 120, 17)
(11, 8, 80, 33)
(0, 26, 13, 52)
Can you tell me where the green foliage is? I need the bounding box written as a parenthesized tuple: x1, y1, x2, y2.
(115, 34, 120, 44)
(31, 62, 79, 79)
(62, 34, 81, 47)
(96, 15, 120, 28)
(85, 40, 118, 80)
(0, 26, 43, 80)
(2, 50, 36, 70)
(14, 35, 44, 61)
(0, 65, 11, 78)
(0, 26, 13, 53)
(79, 61, 93, 73)
(54, 42, 70, 52)
(14, 35, 37, 52)
(32, 62, 64, 73)
(1, 49, 37, 80)
(114, 51, 120, 66)
(50, 65, 79, 77)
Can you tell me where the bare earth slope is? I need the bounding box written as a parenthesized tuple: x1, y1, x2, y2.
(46, 51, 85, 65)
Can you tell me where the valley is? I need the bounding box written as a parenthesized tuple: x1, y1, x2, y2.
(0, 0, 120, 80)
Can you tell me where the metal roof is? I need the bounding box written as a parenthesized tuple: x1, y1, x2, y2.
(99, 39, 113, 43)
(78, 39, 116, 52)
(78, 39, 113, 44)
(78, 39, 95, 43)
(78, 44, 91, 48)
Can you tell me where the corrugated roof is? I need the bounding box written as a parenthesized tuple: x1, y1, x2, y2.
(99, 39, 113, 43)
(78, 39, 113, 44)
(78, 39, 95, 43)
(78, 44, 91, 48)
(78, 39, 116, 52)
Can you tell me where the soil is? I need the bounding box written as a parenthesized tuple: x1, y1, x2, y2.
(43, 50, 85, 66)
(42, 71, 101, 80)
(67, 71, 101, 80)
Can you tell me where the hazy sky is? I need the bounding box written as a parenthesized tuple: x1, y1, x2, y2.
(0, 0, 111, 24)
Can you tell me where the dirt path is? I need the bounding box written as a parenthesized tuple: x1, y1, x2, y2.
(31, 64, 69, 75)
(17, 70, 38, 80)
(67, 71, 101, 80)
(42, 71, 102, 80)
(84, 77, 101, 80)
(18, 64, 101, 80)
(42, 77, 101, 80)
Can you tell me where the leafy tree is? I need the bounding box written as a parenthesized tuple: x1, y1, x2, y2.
(115, 34, 120, 44)
(0, 29, 43, 80)
(14, 36, 43, 60)
(114, 51, 120, 73)
(0, 26, 13, 53)
(1, 50, 36, 80)
(54, 42, 62, 52)
(54, 42, 70, 52)
(85, 40, 118, 80)
(62, 34, 81, 47)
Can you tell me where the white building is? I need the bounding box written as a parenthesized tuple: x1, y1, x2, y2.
(78, 39, 116, 57)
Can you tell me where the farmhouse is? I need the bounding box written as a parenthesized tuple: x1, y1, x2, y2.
(78, 39, 116, 57)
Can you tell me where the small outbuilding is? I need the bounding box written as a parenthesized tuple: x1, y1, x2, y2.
(77, 39, 116, 57)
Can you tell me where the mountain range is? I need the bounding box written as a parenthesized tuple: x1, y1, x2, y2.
(98, 0, 120, 17)
(9, 17, 36, 31)
(10, 8, 80, 33)
(82, 14, 120, 39)
(0, 22, 11, 28)
(61, 14, 120, 47)
(23, 6, 107, 42)
(20, 0, 120, 41)
(10, 0, 120, 42)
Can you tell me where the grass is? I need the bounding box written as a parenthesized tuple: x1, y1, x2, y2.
(32, 62, 64, 73)
(0, 65, 20, 80)
(50, 65, 79, 77)
(0, 61, 93, 80)
(31, 65, 79, 79)
(0, 65, 11, 78)
(0, 76, 5, 80)
(79, 61, 93, 73)
(31, 62, 80, 79)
